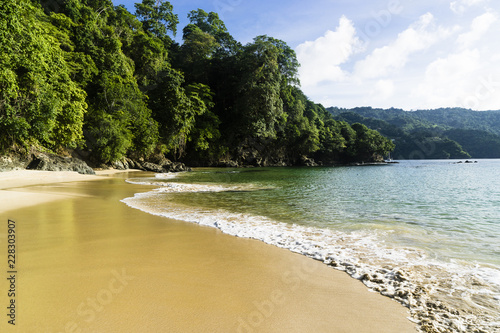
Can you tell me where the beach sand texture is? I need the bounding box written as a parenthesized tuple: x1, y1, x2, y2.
(0, 170, 415, 332)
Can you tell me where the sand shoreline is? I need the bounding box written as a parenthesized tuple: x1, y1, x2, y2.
(0, 169, 143, 213)
(0, 170, 415, 332)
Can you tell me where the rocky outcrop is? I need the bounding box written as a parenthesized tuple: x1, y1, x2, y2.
(168, 161, 191, 172)
(1, 150, 192, 175)
(299, 155, 318, 167)
(27, 153, 95, 175)
(215, 160, 240, 168)
(0, 152, 94, 174)
(142, 162, 164, 173)
(110, 157, 191, 173)
(0, 154, 34, 171)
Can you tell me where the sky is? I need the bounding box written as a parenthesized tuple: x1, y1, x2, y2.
(112, 0, 500, 111)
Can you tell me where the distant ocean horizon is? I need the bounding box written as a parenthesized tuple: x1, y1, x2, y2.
(123, 160, 500, 332)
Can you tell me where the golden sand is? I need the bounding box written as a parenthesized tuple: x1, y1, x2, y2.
(0, 170, 415, 332)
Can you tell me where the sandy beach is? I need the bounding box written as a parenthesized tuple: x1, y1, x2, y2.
(0, 170, 415, 332)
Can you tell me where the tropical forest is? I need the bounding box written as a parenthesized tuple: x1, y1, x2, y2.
(0, 0, 395, 169)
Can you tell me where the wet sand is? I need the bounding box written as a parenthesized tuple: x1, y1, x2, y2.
(0, 170, 415, 332)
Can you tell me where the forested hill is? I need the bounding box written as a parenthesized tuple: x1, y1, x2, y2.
(0, 0, 394, 168)
(328, 107, 500, 159)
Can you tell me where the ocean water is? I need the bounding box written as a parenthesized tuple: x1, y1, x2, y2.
(122, 160, 500, 332)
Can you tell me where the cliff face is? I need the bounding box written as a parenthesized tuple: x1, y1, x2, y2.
(0, 154, 34, 172)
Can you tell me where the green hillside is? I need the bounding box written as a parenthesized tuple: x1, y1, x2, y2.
(328, 107, 500, 159)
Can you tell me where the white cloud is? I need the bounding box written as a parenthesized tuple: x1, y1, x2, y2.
(296, 16, 363, 86)
(450, 0, 488, 14)
(371, 80, 395, 101)
(457, 12, 497, 48)
(407, 10, 500, 109)
(354, 13, 453, 79)
(412, 8, 500, 110)
(412, 49, 482, 108)
(296, 5, 500, 110)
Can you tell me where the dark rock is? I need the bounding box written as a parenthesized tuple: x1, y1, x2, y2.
(122, 159, 130, 169)
(112, 160, 127, 170)
(216, 160, 239, 168)
(27, 153, 95, 175)
(299, 155, 318, 167)
(141, 162, 164, 173)
(0, 154, 34, 171)
(161, 160, 172, 168)
(170, 162, 183, 172)
(124, 158, 144, 170)
(105, 156, 191, 173)
(163, 161, 191, 172)
(239, 147, 261, 166)
(148, 154, 171, 166)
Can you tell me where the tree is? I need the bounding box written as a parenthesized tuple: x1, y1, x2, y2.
(148, 67, 214, 159)
(134, 0, 178, 40)
(85, 73, 159, 162)
(234, 37, 285, 140)
(186, 9, 239, 56)
(123, 30, 169, 88)
(108, 5, 142, 40)
(348, 123, 395, 161)
(178, 25, 219, 83)
(255, 35, 300, 86)
(280, 86, 321, 161)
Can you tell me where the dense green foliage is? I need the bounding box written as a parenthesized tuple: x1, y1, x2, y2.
(1, 1, 393, 165)
(329, 107, 500, 159)
(0, 0, 87, 151)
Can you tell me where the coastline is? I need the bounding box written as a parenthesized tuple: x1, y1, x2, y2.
(0, 170, 415, 332)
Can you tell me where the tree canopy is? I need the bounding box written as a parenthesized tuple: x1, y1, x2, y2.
(0, 1, 394, 166)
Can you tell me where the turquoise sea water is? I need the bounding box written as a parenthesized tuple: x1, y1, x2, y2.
(123, 160, 500, 332)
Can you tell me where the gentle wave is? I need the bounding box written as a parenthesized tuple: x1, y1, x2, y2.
(126, 173, 273, 193)
(122, 173, 500, 333)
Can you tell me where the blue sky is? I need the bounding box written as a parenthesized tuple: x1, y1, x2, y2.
(112, 0, 500, 110)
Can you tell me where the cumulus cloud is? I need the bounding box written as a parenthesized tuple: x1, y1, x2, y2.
(295, 5, 500, 110)
(354, 13, 453, 79)
(410, 10, 500, 109)
(457, 12, 497, 48)
(412, 49, 482, 108)
(296, 16, 363, 86)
